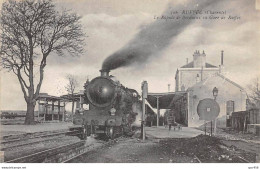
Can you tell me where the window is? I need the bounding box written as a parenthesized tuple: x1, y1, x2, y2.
(226, 100, 235, 115)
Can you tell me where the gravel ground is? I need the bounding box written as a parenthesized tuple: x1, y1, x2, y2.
(69, 134, 257, 163)
(69, 137, 194, 163)
(218, 128, 260, 142)
(220, 140, 260, 162)
(159, 135, 256, 163)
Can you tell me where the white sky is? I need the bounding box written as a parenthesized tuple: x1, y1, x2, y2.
(0, 0, 260, 110)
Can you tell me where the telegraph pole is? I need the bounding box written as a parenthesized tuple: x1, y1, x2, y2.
(141, 81, 148, 140)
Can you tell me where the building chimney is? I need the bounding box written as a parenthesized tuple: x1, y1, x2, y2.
(186, 58, 189, 64)
(193, 50, 206, 68)
(221, 50, 224, 65)
(219, 50, 225, 73)
(168, 84, 171, 92)
(100, 69, 110, 77)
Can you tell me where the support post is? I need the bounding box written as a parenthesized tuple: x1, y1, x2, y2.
(63, 101, 65, 122)
(141, 81, 148, 141)
(213, 89, 218, 135)
(211, 120, 213, 136)
(80, 95, 82, 109)
(214, 98, 217, 135)
(44, 99, 47, 122)
(52, 101, 54, 121)
(58, 100, 60, 121)
(204, 120, 206, 135)
(214, 119, 217, 135)
(142, 97, 146, 140)
(186, 92, 189, 126)
(37, 100, 40, 121)
(157, 97, 159, 127)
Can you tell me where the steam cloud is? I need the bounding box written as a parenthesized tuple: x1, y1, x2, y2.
(102, 0, 220, 71)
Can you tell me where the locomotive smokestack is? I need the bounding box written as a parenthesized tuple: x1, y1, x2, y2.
(100, 69, 110, 77)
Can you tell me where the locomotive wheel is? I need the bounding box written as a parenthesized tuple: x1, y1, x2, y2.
(86, 125, 91, 136)
(114, 126, 123, 137)
(82, 127, 87, 140)
(79, 125, 87, 140)
(80, 124, 92, 140)
(123, 125, 133, 136)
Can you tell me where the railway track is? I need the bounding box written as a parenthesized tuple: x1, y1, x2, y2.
(194, 155, 201, 163)
(1, 128, 119, 163)
(1, 130, 81, 151)
(1, 131, 81, 151)
(4, 137, 109, 163)
(1, 130, 79, 144)
(5, 141, 87, 163)
(234, 155, 251, 163)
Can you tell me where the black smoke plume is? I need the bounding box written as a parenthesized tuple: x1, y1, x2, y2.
(102, 0, 219, 71)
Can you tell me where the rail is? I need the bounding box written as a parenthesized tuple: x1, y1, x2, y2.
(1, 131, 81, 151)
(5, 141, 86, 163)
(1, 130, 80, 144)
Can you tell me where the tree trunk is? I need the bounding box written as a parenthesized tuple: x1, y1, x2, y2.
(25, 101, 36, 125)
(71, 101, 75, 122)
(72, 101, 75, 114)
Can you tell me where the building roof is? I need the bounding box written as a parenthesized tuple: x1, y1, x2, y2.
(188, 73, 244, 91)
(60, 91, 84, 102)
(217, 73, 244, 90)
(38, 91, 85, 102)
(147, 92, 187, 109)
(181, 61, 217, 68)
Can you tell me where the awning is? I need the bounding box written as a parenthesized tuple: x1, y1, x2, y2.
(147, 91, 187, 109)
(60, 90, 85, 102)
(38, 93, 64, 102)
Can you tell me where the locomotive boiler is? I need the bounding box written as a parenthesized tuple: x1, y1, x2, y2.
(71, 69, 141, 139)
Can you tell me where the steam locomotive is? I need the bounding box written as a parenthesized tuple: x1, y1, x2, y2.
(70, 69, 141, 139)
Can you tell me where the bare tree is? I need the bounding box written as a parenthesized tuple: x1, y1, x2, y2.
(65, 75, 79, 115)
(0, 0, 85, 124)
(247, 77, 260, 108)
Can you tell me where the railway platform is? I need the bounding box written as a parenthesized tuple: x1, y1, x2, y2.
(145, 126, 204, 139)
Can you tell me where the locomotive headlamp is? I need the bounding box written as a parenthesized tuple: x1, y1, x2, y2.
(103, 87, 108, 93)
(98, 86, 108, 94)
(133, 92, 137, 97)
(110, 108, 116, 116)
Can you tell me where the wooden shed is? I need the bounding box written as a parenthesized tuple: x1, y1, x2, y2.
(231, 111, 249, 132)
(231, 109, 260, 133)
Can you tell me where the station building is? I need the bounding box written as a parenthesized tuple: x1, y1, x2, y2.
(186, 73, 247, 127)
(175, 50, 247, 127)
(147, 50, 247, 128)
